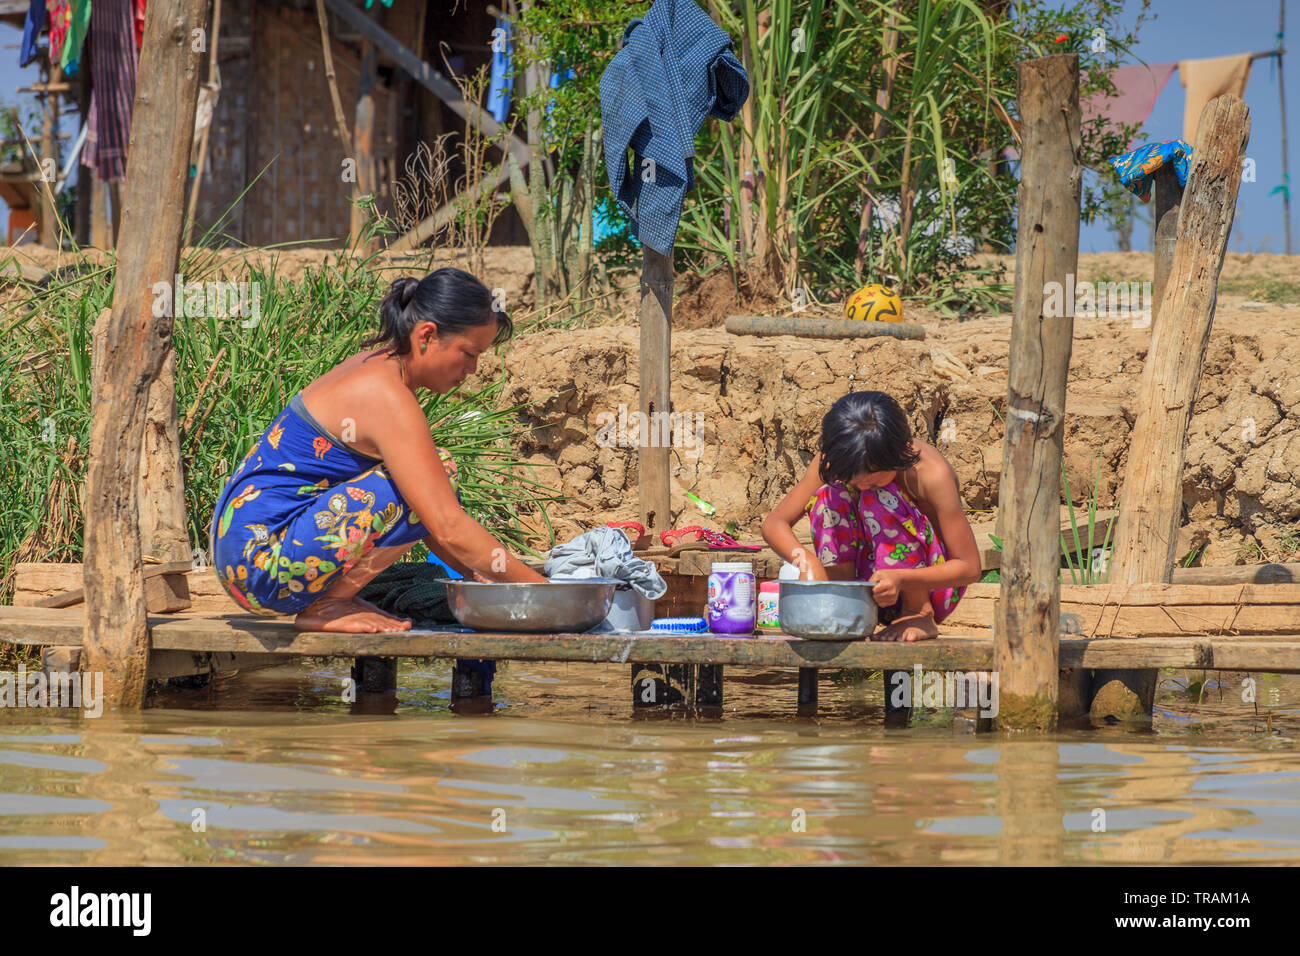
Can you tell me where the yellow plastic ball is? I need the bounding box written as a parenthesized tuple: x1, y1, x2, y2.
(844, 283, 903, 322)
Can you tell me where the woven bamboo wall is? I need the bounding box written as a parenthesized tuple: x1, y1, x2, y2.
(191, 0, 527, 248)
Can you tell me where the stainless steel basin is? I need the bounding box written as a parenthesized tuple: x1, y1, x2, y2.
(445, 579, 618, 633)
(778, 580, 877, 641)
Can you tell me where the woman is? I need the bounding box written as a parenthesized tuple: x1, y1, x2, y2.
(210, 268, 547, 634)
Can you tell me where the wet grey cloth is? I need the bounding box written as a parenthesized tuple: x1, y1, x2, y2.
(599, 0, 749, 257)
(544, 527, 667, 600)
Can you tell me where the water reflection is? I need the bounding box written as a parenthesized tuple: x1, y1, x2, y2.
(0, 661, 1295, 865)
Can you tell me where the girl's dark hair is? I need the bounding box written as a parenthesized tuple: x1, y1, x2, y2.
(818, 391, 921, 485)
(361, 267, 513, 355)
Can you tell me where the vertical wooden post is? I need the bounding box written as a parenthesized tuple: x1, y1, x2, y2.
(630, 663, 721, 712)
(993, 55, 1081, 733)
(183, 0, 222, 248)
(1097, 95, 1251, 721)
(638, 246, 673, 532)
(797, 667, 818, 716)
(91, 171, 110, 247)
(75, 70, 92, 247)
(349, 3, 380, 250)
(882, 669, 911, 728)
(1279, 0, 1292, 255)
(38, 65, 62, 247)
(109, 183, 124, 247)
(83, 0, 209, 708)
(1151, 165, 1183, 329)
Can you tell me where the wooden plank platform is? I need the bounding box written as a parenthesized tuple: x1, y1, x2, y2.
(943, 581, 1300, 637)
(3, 606, 1299, 671)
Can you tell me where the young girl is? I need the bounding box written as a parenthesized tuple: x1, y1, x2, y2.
(762, 391, 981, 642)
(209, 268, 546, 634)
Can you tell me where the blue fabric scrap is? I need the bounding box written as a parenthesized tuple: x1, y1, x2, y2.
(20, 0, 48, 69)
(486, 17, 513, 124)
(1108, 139, 1193, 203)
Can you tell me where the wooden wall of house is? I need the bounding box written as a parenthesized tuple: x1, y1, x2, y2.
(192, 0, 528, 251)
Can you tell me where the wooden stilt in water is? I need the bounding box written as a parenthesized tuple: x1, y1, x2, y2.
(1057, 667, 1092, 722)
(993, 54, 1081, 732)
(797, 667, 818, 716)
(352, 657, 397, 693)
(631, 663, 722, 712)
(882, 670, 911, 728)
(350, 657, 397, 715)
(452, 659, 495, 699)
(82, 0, 209, 708)
(1098, 94, 1251, 723)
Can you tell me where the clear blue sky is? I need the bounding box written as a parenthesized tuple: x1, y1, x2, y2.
(0, 1, 1294, 253)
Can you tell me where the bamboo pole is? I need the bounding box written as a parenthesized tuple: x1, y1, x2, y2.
(992, 54, 1081, 732)
(1097, 94, 1251, 721)
(1280, 0, 1292, 255)
(182, 0, 221, 248)
(349, 3, 379, 248)
(83, 0, 208, 708)
(38, 64, 61, 247)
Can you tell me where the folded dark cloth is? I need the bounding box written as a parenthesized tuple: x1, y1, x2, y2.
(358, 562, 457, 627)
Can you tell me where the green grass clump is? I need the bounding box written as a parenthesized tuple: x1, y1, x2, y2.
(1217, 277, 1300, 303)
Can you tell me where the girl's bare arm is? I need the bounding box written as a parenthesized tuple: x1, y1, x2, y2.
(900, 460, 981, 590)
(761, 452, 828, 580)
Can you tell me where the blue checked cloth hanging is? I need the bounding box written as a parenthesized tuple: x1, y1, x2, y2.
(1108, 139, 1194, 203)
(599, 0, 749, 257)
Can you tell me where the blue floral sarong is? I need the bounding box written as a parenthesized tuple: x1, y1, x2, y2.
(209, 394, 437, 616)
(1108, 139, 1193, 203)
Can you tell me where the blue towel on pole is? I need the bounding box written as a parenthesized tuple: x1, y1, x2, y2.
(486, 17, 513, 124)
(1108, 139, 1194, 203)
(599, 0, 749, 257)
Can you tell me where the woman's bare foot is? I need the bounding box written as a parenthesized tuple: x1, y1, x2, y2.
(872, 610, 939, 643)
(295, 595, 412, 633)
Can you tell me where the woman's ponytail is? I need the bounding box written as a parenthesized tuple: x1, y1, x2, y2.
(361, 269, 512, 356)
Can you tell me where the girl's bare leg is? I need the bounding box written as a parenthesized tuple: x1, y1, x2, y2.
(295, 543, 417, 633)
(873, 582, 939, 643)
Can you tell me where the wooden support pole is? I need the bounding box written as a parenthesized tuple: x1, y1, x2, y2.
(38, 65, 62, 247)
(350, 656, 397, 714)
(638, 246, 673, 532)
(350, 18, 378, 248)
(75, 73, 92, 247)
(91, 171, 110, 247)
(451, 658, 496, 699)
(352, 656, 397, 692)
(630, 662, 721, 712)
(882, 669, 911, 728)
(1151, 165, 1183, 330)
(182, 0, 222, 248)
(1280, 0, 1292, 255)
(993, 54, 1081, 733)
(797, 667, 818, 716)
(83, 0, 208, 709)
(1097, 94, 1252, 722)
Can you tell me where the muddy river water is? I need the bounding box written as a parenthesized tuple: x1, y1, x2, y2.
(1, 661, 1297, 865)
